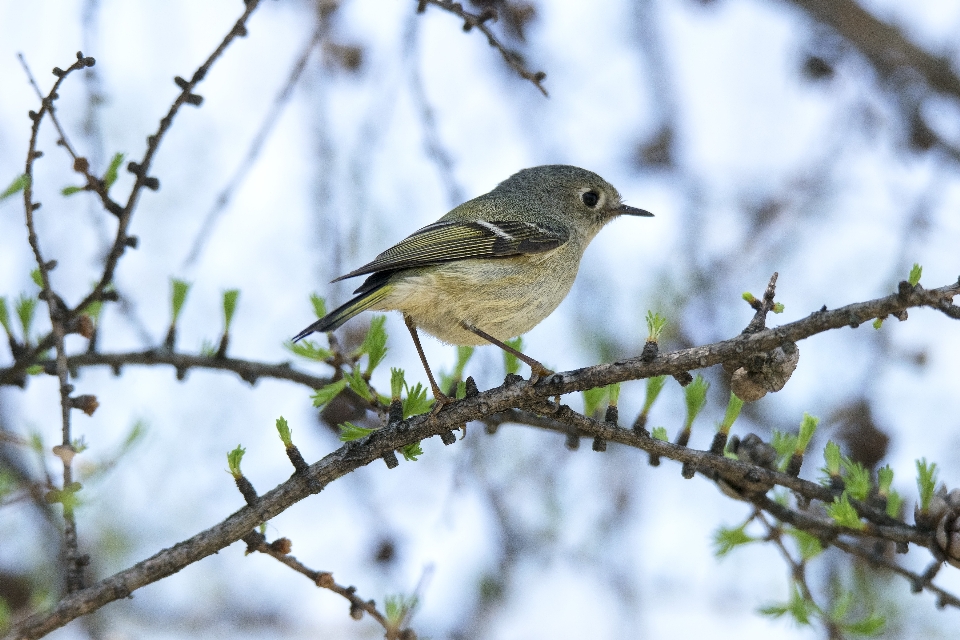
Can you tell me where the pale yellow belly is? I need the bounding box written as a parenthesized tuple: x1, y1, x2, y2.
(372, 246, 581, 345)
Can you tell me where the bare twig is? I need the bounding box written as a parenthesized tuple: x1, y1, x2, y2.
(181, 23, 324, 268)
(783, 0, 960, 159)
(784, 0, 960, 99)
(0, 350, 333, 389)
(831, 537, 960, 610)
(17, 54, 124, 216)
(1, 0, 267, 388)
(241, 531, 395, 631)
(417, 0, 548, 96)
(21, 51, 96, 596)
(71, 0, 264, 322)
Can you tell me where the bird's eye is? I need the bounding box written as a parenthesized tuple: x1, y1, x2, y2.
(581, 191, 600, 207)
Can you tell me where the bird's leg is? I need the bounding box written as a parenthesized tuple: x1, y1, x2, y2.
(403, 314, 451, 412)
(459, 321, 553, 381)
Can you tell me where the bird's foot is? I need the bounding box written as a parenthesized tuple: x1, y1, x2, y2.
(528, 362, 554, 385)
(429, 388, 453, 417)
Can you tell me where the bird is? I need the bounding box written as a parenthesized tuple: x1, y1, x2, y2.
(293, 164, 653, 405)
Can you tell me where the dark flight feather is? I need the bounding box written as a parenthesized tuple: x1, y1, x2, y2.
(333, 219, 569, 283)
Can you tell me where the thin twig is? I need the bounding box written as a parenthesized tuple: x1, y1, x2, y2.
(20, 52, 94, 596)
(830, 537, 960, 609)
(417, 0, 548, 96)
(0, 350, 333, 389)
(181, 23, 324, 268)
(0, 0, 266, 388)
(242, 531, 394, 631)
(71, 0, 264, 323)
(17, 54, 124, 216)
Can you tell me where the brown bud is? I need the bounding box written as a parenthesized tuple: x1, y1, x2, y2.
(70, 394, 99, 416)
(52, 444, 77, 465)
(77, 315, 95, 339)
(73, 157, 90, 173)
(316, 572, 335, 589)
(349, 602, 364, 620)
(268, 537, 292, 555)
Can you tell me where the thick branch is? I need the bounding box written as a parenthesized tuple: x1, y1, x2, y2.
(532, 280, 958, 396)
(8, 280, 960, 638)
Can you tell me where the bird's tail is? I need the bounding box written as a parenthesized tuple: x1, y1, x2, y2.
(292, 282, 393, 342)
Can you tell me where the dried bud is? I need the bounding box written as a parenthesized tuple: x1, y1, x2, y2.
(316, 572, 335, 589)
(70, 394, 99, 416)
(77, 315, 95, 339)
(324, 43, 363, 72)
(52, 444, 77, 465)
(73, 157, 90, 173)
(268, 537, 292, 555)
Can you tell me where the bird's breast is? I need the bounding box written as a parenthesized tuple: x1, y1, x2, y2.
(374, 244, 583, 345)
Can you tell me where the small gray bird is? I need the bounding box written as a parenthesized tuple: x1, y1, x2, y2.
(294, 165, 652, 403)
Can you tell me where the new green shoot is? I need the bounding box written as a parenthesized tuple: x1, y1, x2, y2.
(916, 458, 938, 512)
(227, 445, 246, 478)
(170, 279, 191, 323)
(645, 310, 667, 342)
(908, 263, 922, 287)
(275, 416, 292, 447)
(222, 289, 240, 331)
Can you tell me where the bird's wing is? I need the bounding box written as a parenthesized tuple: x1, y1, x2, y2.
(333, 219, 569, 282)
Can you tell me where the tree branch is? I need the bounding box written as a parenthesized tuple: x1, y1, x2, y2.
(417, 0, 548, 96)
(241, 531, 399, 633)
(20, 51, 95, 597)
(9, 278, 959, 638)
(1, 350, 333, 390)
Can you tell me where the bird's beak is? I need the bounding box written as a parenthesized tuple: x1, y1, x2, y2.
(617, 204, 654, 217)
